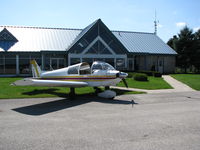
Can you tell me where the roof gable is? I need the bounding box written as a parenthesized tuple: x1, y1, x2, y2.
(67, 19, 129, 54)
(0, 28, 18, 42)
(0, 28, 18, 51)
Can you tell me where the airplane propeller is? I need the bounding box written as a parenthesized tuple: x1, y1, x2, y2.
(116, 72, 128, 88)
(122, 78, 128, 88)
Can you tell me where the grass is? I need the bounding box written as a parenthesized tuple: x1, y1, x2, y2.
(171, 74, 200, 90)
(0, 78, 144, 99)
(117, 77, 173, 90)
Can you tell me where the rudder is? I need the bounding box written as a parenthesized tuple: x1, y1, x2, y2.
(30, 60, 41, 78)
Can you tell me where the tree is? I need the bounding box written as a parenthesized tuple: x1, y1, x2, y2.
(167, 26, 196, 72)
(193, 29, 200, 72)
(167, 35, 178, 50)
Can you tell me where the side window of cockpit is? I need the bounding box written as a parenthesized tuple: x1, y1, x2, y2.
(68, 67, 78, 74)
(103, 63, 115, 70)
(92, 64, 102, 70)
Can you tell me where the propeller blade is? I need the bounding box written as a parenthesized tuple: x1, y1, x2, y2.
(122, 78, 128, 88)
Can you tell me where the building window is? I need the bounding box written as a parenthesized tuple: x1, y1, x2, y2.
(86, 40, 112, 54)
(5, 57, 16, 74)
(19, 54, 41, 74)
(116, 58, 125, 70)
(70, 58, 80, 65)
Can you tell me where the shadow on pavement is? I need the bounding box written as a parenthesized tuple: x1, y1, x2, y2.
(13, 98, 91, 116)
(12, 96, 134, 116)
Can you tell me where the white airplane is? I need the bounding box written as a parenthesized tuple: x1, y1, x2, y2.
(12, 60, 128, 98)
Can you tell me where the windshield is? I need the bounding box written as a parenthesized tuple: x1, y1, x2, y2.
(91, 61, 115, 71)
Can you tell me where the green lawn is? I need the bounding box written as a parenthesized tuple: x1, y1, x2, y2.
(171, 74, 200, 90)
(0, 78, 144, 99)
(117, 77, 173, 90)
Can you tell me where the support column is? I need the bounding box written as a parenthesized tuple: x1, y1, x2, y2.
(16, 55, 19, 75)
(125, 55, 127, 69)
(114, 58, 116, 69)
(41, 54, 44, 70)
(68, 53, 71, 66)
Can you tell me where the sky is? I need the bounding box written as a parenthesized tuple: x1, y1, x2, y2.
(1, 0, 200, 42)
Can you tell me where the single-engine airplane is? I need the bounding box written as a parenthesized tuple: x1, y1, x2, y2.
(12, 60, 128, 98)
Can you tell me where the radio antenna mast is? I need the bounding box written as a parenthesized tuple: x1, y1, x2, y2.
(154, 10, 158, 35)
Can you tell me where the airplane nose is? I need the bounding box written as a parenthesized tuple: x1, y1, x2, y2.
(116, 72, 128, 78)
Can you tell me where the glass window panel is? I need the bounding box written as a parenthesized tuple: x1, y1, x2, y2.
(19, 59, 30, 74)
(86, 47, 97, 54)
(19, 54, 30, 59)
(82, 58, 93, 66)
(99, 41, 111, 54)
(94, 58, 104, 62)
(44, 57, 50, 70)
(116, 58, 125, 70)
(68, 66, 79, 74)
(59, 59, 65, 68)
(0, 65, 4, 74)
(51, 59, 57, 70)
(5, 58, 16, 74)
(0, 56, 5, 74)
(86, 40, 112, 54)
(105, 58, 114, 68)
(70, 58, 80, 65)
(92, 63, 102, 70)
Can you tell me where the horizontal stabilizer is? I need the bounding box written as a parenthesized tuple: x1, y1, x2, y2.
(11, 78, 34, 86)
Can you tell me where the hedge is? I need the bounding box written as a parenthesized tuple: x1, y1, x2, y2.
(133, 73, 148, 81)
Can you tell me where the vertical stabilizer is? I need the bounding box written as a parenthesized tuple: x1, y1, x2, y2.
(30, 60, 41, 78)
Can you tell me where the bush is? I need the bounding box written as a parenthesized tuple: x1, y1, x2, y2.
(154, 72, 162, 77)
(126, 72, 135, 78)
(137, 70, 155, 76)
(133, 73, 148, 81)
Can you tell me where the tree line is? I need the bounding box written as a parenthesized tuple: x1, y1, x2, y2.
(167, 26, 200, 73)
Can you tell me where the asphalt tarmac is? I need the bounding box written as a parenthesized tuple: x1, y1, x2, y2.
(0, 91, 200, 150)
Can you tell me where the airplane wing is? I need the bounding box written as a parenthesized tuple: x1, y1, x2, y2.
(11, 78, 88, 87)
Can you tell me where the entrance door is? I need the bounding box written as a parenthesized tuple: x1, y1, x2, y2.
(50, 58, 64, 70)
(158, 58, 164, 73)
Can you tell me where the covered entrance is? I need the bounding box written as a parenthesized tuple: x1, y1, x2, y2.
(67, 19, 128, 70)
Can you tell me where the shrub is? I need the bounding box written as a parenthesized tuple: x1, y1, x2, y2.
(133, 73, 148, 81)
(154, 72, 162, 77)
(137, 70, 155, 76)
(126, 72, 134, 78)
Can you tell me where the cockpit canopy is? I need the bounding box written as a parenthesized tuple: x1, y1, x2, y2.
(91, 61, 115, 71)
(67, 61, 115, 75)
(67, 62, 90, 75)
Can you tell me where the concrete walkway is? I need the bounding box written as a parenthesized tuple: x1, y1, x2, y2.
(112, 75, 195, 94)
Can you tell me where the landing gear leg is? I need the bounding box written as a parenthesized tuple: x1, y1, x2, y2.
(94, 87, 102, 95)
(69, 87, 75, 98)
(105, 86, 110, 90)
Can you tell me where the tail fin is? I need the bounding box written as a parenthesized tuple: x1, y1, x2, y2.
(30, 60, 42, 78)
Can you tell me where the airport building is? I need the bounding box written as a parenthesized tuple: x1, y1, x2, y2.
(0, 19, 177, 76)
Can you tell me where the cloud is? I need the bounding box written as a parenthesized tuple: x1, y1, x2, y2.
(193, 27, 200, 32)
(176, 22, 186, 27)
